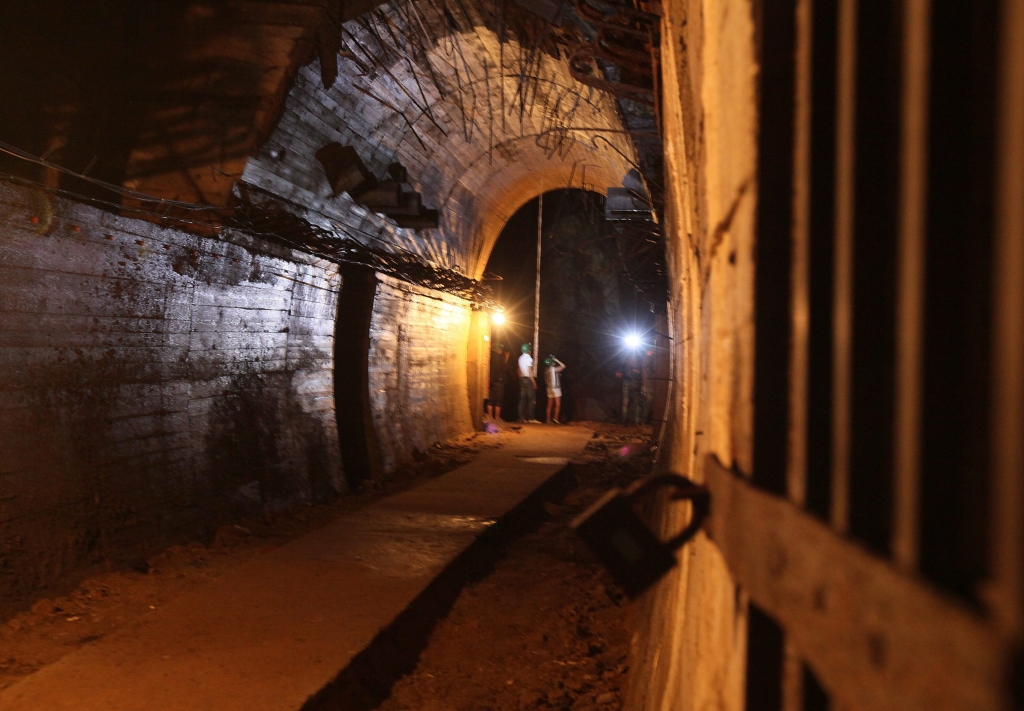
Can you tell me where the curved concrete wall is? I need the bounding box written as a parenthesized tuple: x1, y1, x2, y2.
(0, 178, 484, 608)
(240, 0, 638, 278)
(0, 182, 343, 609)
(367, 274, 474, 473)
(0, 0, 652, 619)
(627, 0, 758, 708)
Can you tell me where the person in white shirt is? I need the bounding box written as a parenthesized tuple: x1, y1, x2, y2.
(517, 343, 538, 422)
(544, 355, 566, 424)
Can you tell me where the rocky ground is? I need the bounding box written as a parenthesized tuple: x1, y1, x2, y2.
(375, 423, 655, 711)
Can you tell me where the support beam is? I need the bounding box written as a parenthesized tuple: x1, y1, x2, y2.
(334, 265, 383, 489)
(831, 0, 857, 534)
(891, 0, 930, 573)
(704, 455, 1004, 711)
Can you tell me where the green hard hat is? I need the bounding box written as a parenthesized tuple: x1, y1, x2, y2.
(543, 357, 553, 366)
(521, 343, 531, 353)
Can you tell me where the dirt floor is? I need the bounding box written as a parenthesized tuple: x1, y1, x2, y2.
(1, 423, 657, 711)
(375, 423, 655, 711)
(0, 429, 517, 693)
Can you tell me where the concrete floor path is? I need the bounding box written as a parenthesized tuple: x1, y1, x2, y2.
(0, 424, 594, 711)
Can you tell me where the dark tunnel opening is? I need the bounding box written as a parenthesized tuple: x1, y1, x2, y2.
(483, 188, 668, 424)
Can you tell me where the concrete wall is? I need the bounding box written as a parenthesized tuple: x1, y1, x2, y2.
(367, 274, 474, 473)
(627, 0, 759, 708)
(0, 181, 343, 609)
(0, 0, 652, 634)
(630, 0, 1024, 707)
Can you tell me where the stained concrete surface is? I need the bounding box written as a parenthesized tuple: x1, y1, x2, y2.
(0, 425, 593, 711)
(0, 181, 343, 607)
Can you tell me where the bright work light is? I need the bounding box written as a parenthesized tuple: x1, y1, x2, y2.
(623, 332, 642, 349)
(491, 312, 505, 325)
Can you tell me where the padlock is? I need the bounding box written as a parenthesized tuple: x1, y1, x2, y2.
(571, 473, 710, 597)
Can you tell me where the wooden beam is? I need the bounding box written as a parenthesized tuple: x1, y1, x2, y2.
(704, 455, 1005, 711)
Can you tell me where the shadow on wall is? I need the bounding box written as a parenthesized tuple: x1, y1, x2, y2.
(2, 355, 125, 604)
(0, 364, 336, 612)
(2, 352, 195, 606)
(0, 181, 343, 615)
(205, 372, 335, 516)
(0, 1, 291, 204)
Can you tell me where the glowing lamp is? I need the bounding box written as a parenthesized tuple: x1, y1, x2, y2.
(491, 312, 506, 325)
(623, 333, 642, 349)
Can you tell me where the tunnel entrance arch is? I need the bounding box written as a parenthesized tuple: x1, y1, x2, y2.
(481, 187, 669, 426)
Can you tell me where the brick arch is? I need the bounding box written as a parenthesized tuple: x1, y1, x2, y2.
(465, 154, 630, 278)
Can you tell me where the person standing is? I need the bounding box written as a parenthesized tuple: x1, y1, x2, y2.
(517, 343, 539, 422)
(544, 355, 566, 424)
(488, 344, 510, 421)
(640, 347, 655, 423)
(618, 351, 643, 425)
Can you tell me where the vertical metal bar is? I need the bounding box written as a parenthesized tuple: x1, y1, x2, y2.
(991, 0, 1024, 640)
(891, 0, 931, 572)
(831, 0, 858, 534)
(483, 57, 495, 164)
(450, 32, 482, 143)
(376, 10, 437, 120)
(789, 0, 814, 507)
(533, 190, 543, 377)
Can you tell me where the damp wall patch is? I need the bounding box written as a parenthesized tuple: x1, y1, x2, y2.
(0, 182, 342, 610)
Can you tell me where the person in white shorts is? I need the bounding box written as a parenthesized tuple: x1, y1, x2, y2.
(544, 355, 566, 424)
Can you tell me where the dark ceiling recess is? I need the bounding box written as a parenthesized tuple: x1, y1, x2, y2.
(569, 0, 661, 107)
(314, 143, 439, 229)
(316, 143, 377, 196)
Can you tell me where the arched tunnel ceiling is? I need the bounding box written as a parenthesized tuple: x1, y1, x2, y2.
(1, 0, 664, 284)
(242, 0, 647, 277)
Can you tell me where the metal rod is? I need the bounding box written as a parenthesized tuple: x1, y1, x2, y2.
(533, 189, 543, 377)
(376, 10, 440, 129)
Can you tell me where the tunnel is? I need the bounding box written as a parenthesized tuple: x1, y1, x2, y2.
(1, 0, 1023, 709)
